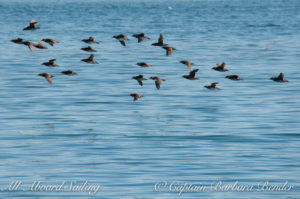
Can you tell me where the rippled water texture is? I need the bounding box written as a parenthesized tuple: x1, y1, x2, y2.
(0, 0, 300, 198)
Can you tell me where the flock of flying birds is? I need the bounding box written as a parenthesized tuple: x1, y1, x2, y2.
(11, 20, 289, 102)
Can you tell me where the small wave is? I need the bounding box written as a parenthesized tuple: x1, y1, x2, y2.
(265, 23, 281, 27)
(248, 24, 281, 27)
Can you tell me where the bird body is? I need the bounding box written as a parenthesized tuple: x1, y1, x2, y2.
(212, 62, 228, 72)
(152, 33, 167, 47)
(22, 41, 35, 52)
(163, 46, 176, 56)
(81, 54, 98, 64)
(38, 73, 54, 84)
(180, 60, 194, 70)
(42, 59, 58, 67)
(82, 37, 99, 44)
(150, 76, 165, 90)
(270, 73, 288, 82)
(130, 93, 144, 101)
(136, 62, 151, 67)
(34, 41, 48, 49)
(61, 70, 77, 75)
(11, 38, 24, 44)
(182, 69, 199, 80)
(225, 75, 243, 80)
(204, 82, 220, 90)
(132, 33, 150, 43)
(132, 75, 147, 86)
(113, 34, 129, 46)
(81, 46, 97, 52)
(23, 19, 39, 30)
(42, 38, 59, 46)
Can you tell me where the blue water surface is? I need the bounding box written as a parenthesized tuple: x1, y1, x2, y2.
(0, 0, 300, 198)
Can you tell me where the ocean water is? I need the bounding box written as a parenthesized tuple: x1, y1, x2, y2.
(0, 0, 300, 198)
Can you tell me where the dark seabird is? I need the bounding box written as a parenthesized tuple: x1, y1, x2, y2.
(132, 33, 150, 43)
(23, 19, 39, 31)
(42, 38, 59, 46)
(38, 73, 54, 84)
(212, 62, 228, 72)
(163, 46, 176, 56)
(113, 34, 129, 46)
(180, 60, 194, 70)
(42, 59, 59, 67)
(130, 93, 144, 101)
(132, 75, 147, 86)
(225, 75, 243, 80)
(34, 41, 48, 49)
(150, 76, 165, 90)
(270, 73, 288, 82)
(182, 69, 199, 80)
(22, 41, 35, 52)
(151, 34, 167, 47)
(81, 54, 98, 64)
(204, 82, 220, 90)
(82, 36, 99, 44)
(81, 46, 97, 52)
(11, 38, 24, 44)
(61, 70, 77, 75)
(136, 62, 151, 67)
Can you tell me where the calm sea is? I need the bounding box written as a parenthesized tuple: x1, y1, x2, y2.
(0, 0, 300, 198)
